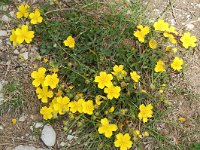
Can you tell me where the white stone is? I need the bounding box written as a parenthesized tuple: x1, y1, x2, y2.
(41, 124, 56, 147)
(67, 134, 77, 141)
(22, 52, 29, 60)
(35, 122, 43, 128)
(14, 50, 20, 55)
(1, 15, 10, 23)
(67, 135, 74, 141)
(0, 125, 3, 130)
(171, 19, 175, 25)
(185, 24, 194, 30)
(30, 126, 33, 131)
(19, 114, 27, 122)
(9, 11, 15, 17)
(60, 142, 67, 147)
(0, 30, 7, 37)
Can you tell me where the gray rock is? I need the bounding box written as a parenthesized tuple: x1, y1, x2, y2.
(1, 15, 11, 23)
(22, 52, 29, 60)
(0, 30, 7, 36)
(19, 114, 27, 122)
(67, 134, 76, 141)
(41, 124, 56, 147)
(14, 50, 20, 55)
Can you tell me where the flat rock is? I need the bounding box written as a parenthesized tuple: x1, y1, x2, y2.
(41, 124, 56, 147)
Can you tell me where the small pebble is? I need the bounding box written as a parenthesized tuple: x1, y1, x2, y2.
(0, 30, 7, 37)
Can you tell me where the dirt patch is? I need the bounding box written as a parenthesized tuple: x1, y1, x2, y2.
(145, 0, 200, 148)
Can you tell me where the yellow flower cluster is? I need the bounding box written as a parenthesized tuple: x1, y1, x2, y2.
(10, 4, 43, 46)
(31, 67, 96, 119)
(25, 11, 197, 149)
(133, 19, 195, 73)
(10, 25, 34, 46)
(134, 19, 197, 50)
(154, 57, 184, 72)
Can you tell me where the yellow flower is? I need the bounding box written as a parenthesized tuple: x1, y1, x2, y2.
(130, 71, 140, 82)
(49, 66, 59, 73)
(82, 100, 94, 115)
(15, 25, 34, 44)
(40, 106, 53, 120)
(68, 85, 74, 90)
(166, 26, 178, 34)
(51, 96, 70, 115)
(114, 133, 133, 150)
(69, 99, 85, 113)
(94, 72, 113, 89)
(95, 95, 103, 105)
(64, 36, 75, 48)
(171, 57, 184, 71)
(154, 60, 165, 72)
(165, 46, 171, 52)
(29, 8, 43, 24)
(98, 118, 118, 138)
(138, 104, 153, 123)
(31, 67, 46, 87)
(178, 117, 186, 122)
(16, 4, 30, 19)
(104, 85, 121, 100)
(134, 25, 150, 43)
(133, 130, 140, 136)
(172, 48, 177, 53)
(43, 58, 48, 63)
(11, 118, 17, 125)
(153, 19, 169, 31)
(109, 106, 115, 113)
(163, 32, 177, 44)
(142, 131, 149, 137)
(164, 26, 178, 44)
(180, 32, 197, 49)
(74, 93, 83, 100)
(44, 73, 59, 89)
(10, 29, 18, 46)
(56, 89, 63, 97)
(112, 65, 127, 79)
(149, 39, 157, 49)
(36, 86, 53, 103)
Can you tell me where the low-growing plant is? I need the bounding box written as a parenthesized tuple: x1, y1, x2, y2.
(9, 1, 197, 149)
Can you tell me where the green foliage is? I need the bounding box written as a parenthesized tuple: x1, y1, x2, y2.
(0, 80, 24, 115)
(189, 143, 200, 150)
(32, 1, 192, 149)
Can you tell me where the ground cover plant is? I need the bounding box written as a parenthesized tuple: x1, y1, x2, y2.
(8, 0, 198, 149)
